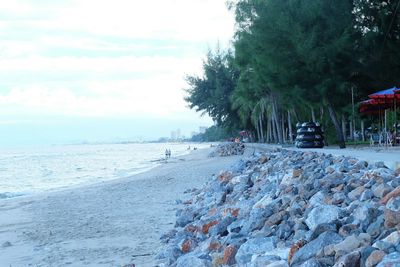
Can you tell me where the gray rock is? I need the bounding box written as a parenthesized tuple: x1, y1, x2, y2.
(334, 235, 362, 256)
(291, 231, 343, 265)
(265, 260, 289, 267)
(348, 186, 365, 200)
(366, 250, 387, 267)
(353, 205, 381, 230)
(373, 183, 393, 198)
(360, 189, 374, 201)
(381, 231, 400, 245)
(387, 196, 400, 212)
(249, 255, 281, 267)
(309, 191, 326, 207)
(367, 215, 385, 239)
(264, 248, 290, 261)
(241, 207, 273, 233)
(360, 246, 378, 267)
(333, 251, 361, 267)
(208, 216, 235, 237)
(276, 222, 293, 240)
(374, 162, 387, 169)
(175, 209, 195, 227)
(305, 205, 340, 231)
(376, 252, 400, 267)
(176, 254, 212, 267)
(235, 237, 278, 265)
(227, 220, 243, 234)
(299, 258, 322, 267)
(373, 241, 395, 253)
(309, 223, 338, 241)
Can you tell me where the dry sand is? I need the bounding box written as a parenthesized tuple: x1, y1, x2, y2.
(0, 147, 248, 267)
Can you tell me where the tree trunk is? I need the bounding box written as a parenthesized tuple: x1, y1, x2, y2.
(259, 115, 264, 142)
(272, 113, 278, 143)
(311, 108, 316, 122)
(288, 110, 293, 142)
(341, 114, 347, 142)
(349, 121, 354, 142)
(281, 114, 286, 143)
(272, 96, 284, 144)
(320, 106, 324, 122)
(266, 116, 271, 143)
(327, 102, 346, 149)
(255, 119, 260, 142)
(293, 107, 300, 123)
(361, 120, 365, 142)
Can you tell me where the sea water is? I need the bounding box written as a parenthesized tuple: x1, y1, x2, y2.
(0, 142, 206, 199)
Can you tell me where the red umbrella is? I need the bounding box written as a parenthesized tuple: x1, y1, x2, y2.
(368, 87, 400, 102)
(366, 87, 400, 137)
(359, 99, 392, 114)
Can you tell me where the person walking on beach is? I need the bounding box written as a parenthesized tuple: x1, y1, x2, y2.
(165, 149, 171, 159)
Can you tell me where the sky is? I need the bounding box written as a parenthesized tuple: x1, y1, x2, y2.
(0, 0, 235, 146)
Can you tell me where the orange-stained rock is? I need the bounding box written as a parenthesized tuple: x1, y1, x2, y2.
(381, 186, 400, 205)
(221, 208, 240, 218)
(222, 208, 231, 217)
(184, 224, 199, 233)
(292, 169, 303, 178)
(365, 250, 386, 267)
(332, 184, 344, 193)
(207, 207, 217, 216)
(259, 156, 269, 164)
(202, 220, 219, 234)
(212, 255, 224, 266)
(384, 209, 400, 228)
(181, 239, 193, 253)
(208, 241, 221, 251)
(288, 240, 307, 265)
(231, 208, 240, 217)
(218, 171, 233, 183)
(223, 245, 237, 265)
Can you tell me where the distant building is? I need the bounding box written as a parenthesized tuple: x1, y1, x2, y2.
(171, 131, 177, 141)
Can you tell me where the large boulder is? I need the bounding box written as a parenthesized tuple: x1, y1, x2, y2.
(376, 252, 400, 267)
(291, 232, 343, 265)
(235, 237, 278, 265)
(176, 254, 212, 267)
(305, 205, 341, 231)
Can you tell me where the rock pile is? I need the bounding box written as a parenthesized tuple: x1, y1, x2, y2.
(209, 143, 245, 157)
(157, 149, 400, 267)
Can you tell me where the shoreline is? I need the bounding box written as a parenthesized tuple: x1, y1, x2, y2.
(0, 146, 247, 267)
(0, 144, 201, 202)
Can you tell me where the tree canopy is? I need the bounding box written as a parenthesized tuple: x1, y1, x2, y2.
(185, 0, 400, 145)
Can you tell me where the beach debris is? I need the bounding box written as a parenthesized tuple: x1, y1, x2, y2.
(208, 142, 245, 157)
(157, 148, 400, 266)
(2, 241, 12, 248)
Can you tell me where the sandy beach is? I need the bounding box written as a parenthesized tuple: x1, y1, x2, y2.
(0, 147, 248, 267)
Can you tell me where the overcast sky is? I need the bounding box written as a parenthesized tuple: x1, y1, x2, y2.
(0, 0, 234, 145)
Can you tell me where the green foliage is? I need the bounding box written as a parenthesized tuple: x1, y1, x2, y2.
(184, 49, 241, 130)
(184, 0, 400, 145)
(190, 126, 231, 142)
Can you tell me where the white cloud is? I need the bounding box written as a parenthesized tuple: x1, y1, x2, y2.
(0, 75, 194, 118)
(0, 0, 231, 142)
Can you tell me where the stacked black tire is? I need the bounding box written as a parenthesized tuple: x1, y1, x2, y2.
(295, 122, 324, 148)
